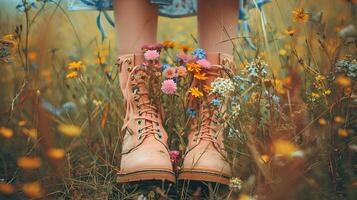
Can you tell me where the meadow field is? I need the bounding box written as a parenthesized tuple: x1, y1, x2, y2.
(0, 0, 356, 199)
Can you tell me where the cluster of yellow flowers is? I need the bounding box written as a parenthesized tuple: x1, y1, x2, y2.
(65, 61, 84, 79)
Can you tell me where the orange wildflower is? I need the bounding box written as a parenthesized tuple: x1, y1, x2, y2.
(68, 61, 84, 70)
(178, 45, 192, 53)
(292, 8, 310, 23)
(186, 62, 201, 73)
(17, 157, 42, 169)
(66, 71, 79, 79)
(194, 73, 208, 80)
(22, 182, 43, 198)
(0, 127, 13, 139)
(0, 183, 15, 195)
(162, 40, 175, 49)
(188, 87, 204, 98)
(285, 27, 298, 36)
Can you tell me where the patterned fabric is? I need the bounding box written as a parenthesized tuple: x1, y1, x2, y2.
(67, 0, 197, 18)
(67, 0, 272, 48)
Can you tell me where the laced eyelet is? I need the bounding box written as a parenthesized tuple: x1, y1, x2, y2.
(137, 120, 142, 125)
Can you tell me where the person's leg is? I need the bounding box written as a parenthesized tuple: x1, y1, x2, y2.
(179, 0, 239, 185)
(114, 1, 175, 183)
(113, 0, 158, 55)
(197, 0, 238, 54)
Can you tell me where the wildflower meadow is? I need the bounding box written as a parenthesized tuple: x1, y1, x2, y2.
(0, 0, 356, 199)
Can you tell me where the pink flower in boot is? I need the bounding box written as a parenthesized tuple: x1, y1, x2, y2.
(144, 50, 160, 61)
(163, 67, 177, 79)
(176, 66, 188, 77)
(161, 79, 177, 94)
(169, 150, 180, 163)
(197, 59, 211, 69)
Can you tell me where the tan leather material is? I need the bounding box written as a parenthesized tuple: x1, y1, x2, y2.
(117, 54, 175, 183)
(180, 52, 234, 184)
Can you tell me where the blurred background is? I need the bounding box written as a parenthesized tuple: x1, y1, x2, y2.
(0, 0, 356, 199)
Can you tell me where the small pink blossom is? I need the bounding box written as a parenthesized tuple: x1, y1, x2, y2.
(176, 52, 197, 63)
(169, 150, 180, 162)
(176, 66, 188, 77)
(163, 67, 177, 79)
(144, 50, 160, 61)
(161, 79, 177, 94)
(197, 59, 211, 69)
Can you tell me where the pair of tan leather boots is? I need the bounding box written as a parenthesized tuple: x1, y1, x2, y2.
(116, 52, 233, 185)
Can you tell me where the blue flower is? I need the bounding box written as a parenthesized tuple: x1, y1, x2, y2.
(186, 108, 196, 119)
(212, 99, 221, 106)
(272, 95, 280, 104)
(162, 64, 170, 71)
(62, 102, 77, 113)
(192, 48, 206, 59)
(16, 0, 37, 12)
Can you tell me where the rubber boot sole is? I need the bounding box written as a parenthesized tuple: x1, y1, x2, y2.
(178, 169, 230, 185)
(117, 169, 176, 183)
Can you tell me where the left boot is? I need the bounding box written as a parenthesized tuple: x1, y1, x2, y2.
(178, 53, 234, 185)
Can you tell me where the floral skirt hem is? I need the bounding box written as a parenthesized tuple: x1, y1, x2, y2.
(67, 0, 198, 18)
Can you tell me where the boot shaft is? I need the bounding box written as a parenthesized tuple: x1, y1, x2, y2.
(187, 52, 235, 150)
(117, 54, 169, 152)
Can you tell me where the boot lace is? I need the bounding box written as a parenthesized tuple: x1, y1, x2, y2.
(122, 65, 162, 141)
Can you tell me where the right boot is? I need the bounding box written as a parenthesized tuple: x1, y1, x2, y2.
(116, 53, 175, 183)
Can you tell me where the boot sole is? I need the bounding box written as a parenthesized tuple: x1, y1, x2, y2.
(178, 169, 230, 185)
(117, 169, 176, 183)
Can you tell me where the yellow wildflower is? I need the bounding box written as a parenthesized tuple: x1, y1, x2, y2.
(292, 8, 310, 23)
(194, 73, 208, 80)
(203, 85, 212, 93)
(47, 148, 65, 159)
(338, 129, 349, 137)
(318, 118, 328, 126)
(272, 139, 298, 157)
(238, 194, 252, 200)
(58, 124, 81, 137)
(22, 182, 43, 198)
(178, 45, 192, 53)
(0, 127, 13, 139)
(18, 120, 27, 126)
(274, 79, 286, 95)
(336, 75, 351, 87)
(188, 87, 204, 98)
(186, 62, 201, 73)
(260, 154, 270, 163)
(324, 89, 332, 95)
(28, 52, 37, 61)
(0, 183, 15, 195)
(279, 49, 287, 56)
(66, 71, 79, 79)
(22, 128, 38, 139)
(17, 157, 42, 169)
(311, 92, 320, 98)
(334, 116, 345, 124)
(68, 61, 84, 70)
(285, 27, 298, 36)
(315, 75, 326, 81)
(96, 57, 106, 64)
(162, 40, 175, 49)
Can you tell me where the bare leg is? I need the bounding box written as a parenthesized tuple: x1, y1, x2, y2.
(197, 0, 238, 54)
(113, 0, 158, 55)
